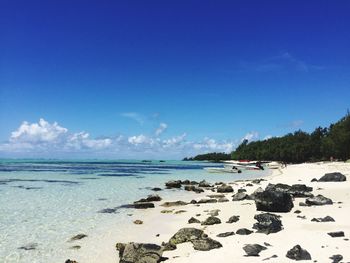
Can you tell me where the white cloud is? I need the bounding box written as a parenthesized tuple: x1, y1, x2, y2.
(155, 123, 167, 136)
(128, 134, 155, 145)
(120, 112, 144, 125)
(242, 131, 259, 142)
(264, 135, 272, 140)
(193, 137, 235, 153)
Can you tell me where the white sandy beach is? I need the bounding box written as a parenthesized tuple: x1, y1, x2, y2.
(71, 162, 350, 263)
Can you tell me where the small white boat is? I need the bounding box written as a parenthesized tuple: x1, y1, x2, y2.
(204, 166, 242, 173)
(265, 162, 282, 169)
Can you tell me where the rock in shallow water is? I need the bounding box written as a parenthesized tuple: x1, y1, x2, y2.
(286, 245, 311, 261)
(255, 190, 294, 212)
(69, 234, 87, 241)
(243, 244, 267, 256)
(165, 180, 182, 189)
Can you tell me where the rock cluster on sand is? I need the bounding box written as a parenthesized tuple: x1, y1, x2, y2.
(243, 244, 267, 256)
(255, 190, 294, 212)
(286, 245, 312, 261)
(116, 242, 165, 263)
(253, 213, 283, 234)
(265, 183, 313, 197)
(136, 194, 162, 203)
(167, 228, 222, 251)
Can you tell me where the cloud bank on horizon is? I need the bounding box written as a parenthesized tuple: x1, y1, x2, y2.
(0, 118, 245, 159)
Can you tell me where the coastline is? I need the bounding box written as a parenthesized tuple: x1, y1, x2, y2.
(67, 162, 350, 263)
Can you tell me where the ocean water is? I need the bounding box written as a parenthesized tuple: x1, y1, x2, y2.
(0, 160, 269, 263)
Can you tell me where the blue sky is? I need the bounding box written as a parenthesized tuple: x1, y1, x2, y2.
(0, 1, 350, 158)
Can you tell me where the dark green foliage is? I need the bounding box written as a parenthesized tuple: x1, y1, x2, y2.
(231, 113, 350, 163)
(183, 152, 231, 162)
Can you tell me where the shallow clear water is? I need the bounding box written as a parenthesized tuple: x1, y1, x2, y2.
(0, 160, 269, 263)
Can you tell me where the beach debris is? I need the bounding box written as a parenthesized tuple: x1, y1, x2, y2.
(133, 220, 143, 225)
(160, 201, 187, 207)
(165, 180, 182, 189)
(243, 244, 267, 256)
(265, 183, 313, 197)
(327, 231, 345, 237)
(329, 254, 343, 263)
(198, 180, 212, 188)
(255, 190, 294, 212)
(201, 216, 221, 225)
(184, 185, 204, 193)
(318, 172, 346, 182)
(69, 234, 87, 241)
(305, 194, 333, 206)
(311, 216, 335, 222)
(216, 184, 233, 193)
(188, 217, 201, 224)
(168, 227, 222, 251)
(135, 194, 162, 203)
(253, 213, 282, 234)
(226, 215, 240, 223)
(197, 198, 217, 204)
(286, 245, 312, 261)
(18, 243, 38, 250)
(207, 209, 220, 216)
(232, 192, 248, 201)
(236, 228, 253, 235)
(216, 231, 235, 237)
(116, 242, 165, 263)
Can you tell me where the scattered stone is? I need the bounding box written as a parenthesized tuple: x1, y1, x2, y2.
(136, 194, 162, 203)
(133, 202, 155, 209)
(201, 216, 221, 225)
(318, 172, 346, 182)
(188, 217, 201, 224)
(165, 180, 182, 189)
(98, 208, 117, 213)
(238, 188, 247, 193)
(208, 209, 220, 216)
(69, 245, 81, 250)
(232, 192, 248, 201)
(253, 213, 283, 234)
(190, 200, 197, 204)
(217, 184, 233, 193)
(69, 234, 87, 242)
(65, 260, 78, 263)
(265, 183, 313, 197)
(247, 187, 264, 200)
(311, 178, 318, 182)
(329, 254, 343, 263)
(243, 244, 267, 256)
(151, 187, 162, 191)
(286, 245, 312, 261)
(305, 195, 333, 206)
(226, 215, 240, 223)
(255, 190, 294, 212)
(311, 216, 335, 222)
(218, 197, 229, 202)
(297, 215, 306, 219)
(327, 231, 345, 238)
(294, 210, 302, 214)
(161, 201, 187, 207)
(18, 243, 38, 250)
(198, 180, 212, 188)
(207, 194, 225, 198)
(116, 242, 165, 263)
(197, 198, 217, 204)
(134, 220, 143, 225)
(246, 183, 254, 187)
(252, 178, 266, 184)
(184, 185, 204, 193)
(161, 209, 173, 214)
(161, 242, 177, 251)
(168, 228, 222, 251)
(174, 210, 186, 214)
(263, 255, 278, 261)
(216, 231, 235, 237)
(264, 242, 272, 247)
(236, 228, 253, 235)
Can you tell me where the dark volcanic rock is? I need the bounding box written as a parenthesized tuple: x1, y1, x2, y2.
(243, 244, 267, 256)
(197, 198, 217, 204)
(265, 183, 313, 197)
(329, 254, 343, 263)
(327, 231, 345, 237)
(286, 245, 311, 261)
(160, 201, 187, 207)
(232, 192, 248, 201)
(133, 202, 155, 209)
(253, 213, 283, 234)
(184, 185, 204, 193)
(216, 231, 235, 237)
(236, 228, 253, 235)
(247, 187, 264, 200)
(65, 260, 78, 263)
(226, 215, 240, 223)
(201, 216, 221, 225)
(136, 194, 162, 203)
(207, 194, 225, 198)
(165, 180, 182, 189)
(168, 228, 222, 251)
(116, 242, 165, 263)
(311, 216, 335, 222)
(218, 197, 229, 203)
(161, 242, 177, 251)
(188, 217, 201, 224)
(255, 190, 294, 212)
(198, 180, 212, 188)
(318, 172, 346, 182)
(217, 184, 233, 193)
(305, 195, 333, 206)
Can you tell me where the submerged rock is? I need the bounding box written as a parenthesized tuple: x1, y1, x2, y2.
(165, 180, 182, 189)
(305, 195, 333, 206)
(116, 242, 165, 263)
(255, 190, 294, 212)
(201, 216, 221, 225)
(226, 215, 240, 223)
(286, 245, 311, 261)
(69, 234, 87, 241)
(151, 187, 162, 191)
(136, 194, 162, 202)
(243, 244, 267, 256)
(18, 243, 38, 250)
(318, 172, 346, 182)
(133, 202, 155, 209)
(253, 213, 282, 234)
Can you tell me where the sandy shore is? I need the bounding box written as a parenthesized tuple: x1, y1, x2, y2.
(73, 162, 350, 262)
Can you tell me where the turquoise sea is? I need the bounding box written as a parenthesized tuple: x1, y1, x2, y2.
(0, 160, 269, 263)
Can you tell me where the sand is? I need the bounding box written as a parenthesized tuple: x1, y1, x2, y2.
(75, 162, 350, 262)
